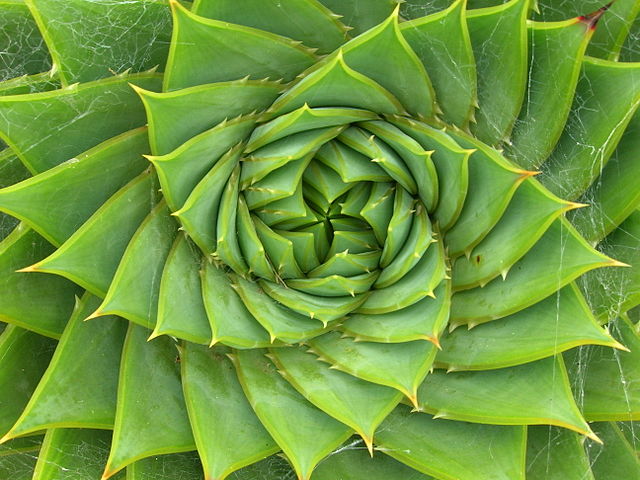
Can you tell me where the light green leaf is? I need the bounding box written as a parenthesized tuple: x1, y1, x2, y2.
(271, 346, 402, 451)
(181, 343, 278, 480)
(93, 201, 178, 328)
(234, 349, 352, 480)
(526, 426, 594, 480)
(32, 172, 158, 297)
(2, 293, 126, 440)
(376, 405, 526, 480)
(165, 2, 316, 90)
(104, 324, 195, 478)
(401, 0, 476, 127)
(192, 0, 348, 54)
(417, 356, 596, 439)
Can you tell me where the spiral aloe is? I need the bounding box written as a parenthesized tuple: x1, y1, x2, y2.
(0, 0, 639, 479)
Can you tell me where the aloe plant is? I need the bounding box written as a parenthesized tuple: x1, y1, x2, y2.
(0, 0, 639, 479)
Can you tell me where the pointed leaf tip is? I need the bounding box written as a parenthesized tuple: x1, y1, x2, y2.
(578, 1, 614, 30)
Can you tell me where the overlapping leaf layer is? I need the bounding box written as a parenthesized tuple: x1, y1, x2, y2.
(1, 0, 639, 479)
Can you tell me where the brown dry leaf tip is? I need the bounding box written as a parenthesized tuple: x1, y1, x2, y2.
(578, 1, 614, 30)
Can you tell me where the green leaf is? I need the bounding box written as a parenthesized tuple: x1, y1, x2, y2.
(104, 324, 195, 478)
(526, 426, 594, 480)
(270, 346, 402, 451)
(342, 280, 450, 344)
(580, 210, 640, 321)
(417, 356, 596, 439)
(125, 452, 202, 480)
(587, 422, 640, 479)
(153, 235, 211, 345)
(0, 225, 80, 338)
(285, 271, 379, 297)
(136, 79, 282, 156)
(0, 325, 56, 437)
(341, 7, 435, 118)
(32, 429, 117, 480)
(234, 349, 352, 480)
(248, 106, 377, 153)
(376, 405, 526, 480)
(357, 238, 445, 315)
(467, 0, 529, 145)
(401, 0, 476, 127)
(358, 120, 439, 211)
(387, 115, 471, 230)
(0, 128, 150, 246)
(259, 280, 369, 325)
(165, 2, 316, 90)
(438, 284, 620, 371)
(2, 293, 126, 440)
(452, 178, 572, 290)
(232, 275, 327, 343)
(311, 447, 432, 480)
(266, 51, 405, 119)
(0, 1, 50, 80)
(506, 17, 594, 169)
(565, 316, 640, 421)
(192, 0, 348, 54)
(200, 261, 273, 349)
(309, 331, 436, 403)
(32, 172, 158, 297)
(215, 165, 249, 276)
(26, 0, 172, 84)
(174, 145, 241, 255)
(450, 218, 617, 327)
(587, 0, 640, 61)
(149, 115, 255, 212)
(316, 0, 398, 36)
(445, 127, 528, 258)
(541, 57, 640, 200)
(375, 203, 432, 288)
(571, 111, 640, 243)
(0, 72, 161, 173)
(180, 343, 279, 480)
(92, 202, 178, 328)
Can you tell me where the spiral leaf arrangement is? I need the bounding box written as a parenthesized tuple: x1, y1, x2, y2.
(0, 0, 639, 479)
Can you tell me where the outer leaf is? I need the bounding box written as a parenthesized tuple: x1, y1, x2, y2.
(526, 426, 594, 480)
(376, 405, 526, 480)
(0, 325, 56, 438)
(309, 331, 436, 403)
(541, 57, 640, 200)
(316, 0, 397, 36)
(26, 0, 172, 84)
(2, 293, 126, 440)
(416, 356, 597, 440)
(0, 225, 80, 338)
(165, 2, 316, 90)
(587, 422, 640, 479)
(565, 316, 640, 421)
(401, 0, 476, 127)
(234, 349, 352, 480)
(31, 173, 158, 297)
(32, 429, 118, 480)
(437, 284, 620, 371)
(507, 17, 595, 169)
(0, 73, 161, 173)
(180, 343, 279, 480)
(270, 346, 402, 450)
(104, 324, 195, 478)
(192, 0, 348, 54)
(0, 128, 150, 246)
(92, 201, 178, 328)
(466, 0, 529, 145)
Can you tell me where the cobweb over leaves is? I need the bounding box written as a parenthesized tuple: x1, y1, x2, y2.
(0, 0, 639, 479)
